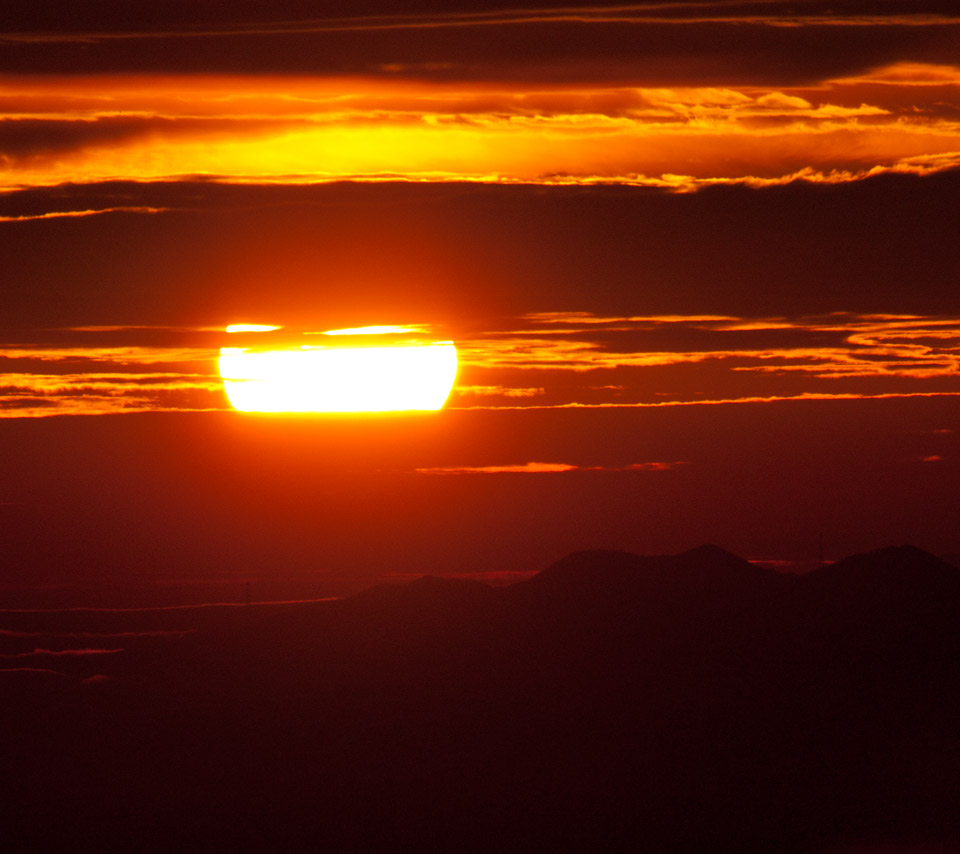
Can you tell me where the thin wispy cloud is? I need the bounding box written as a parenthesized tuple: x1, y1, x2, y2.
(0, 207, 165, 222)
(450, 312, 960, 405)
(1, 312, 957, 416)
(4, 3, 960, 45)
(0, 648, 123, 658)
(0, 667, 67, 677)
(453, 390, 960, 411)
(415, 461, 685, 474)
(0, 629, 196, 638)
(0, 598, 339, 614)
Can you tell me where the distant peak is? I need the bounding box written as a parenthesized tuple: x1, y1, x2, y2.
(529, 545, 771, 592)
(680, 544, 746, 562)
(815, 544, 958, 585)
(677, 544, 761, 571)
(869, 544, 937, 559)
(675, 544, 773, 585)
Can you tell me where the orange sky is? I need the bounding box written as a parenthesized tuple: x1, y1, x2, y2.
(2, 62, 960, 191)
(1, 0, 958, 574)
(2, 312, 957, 419)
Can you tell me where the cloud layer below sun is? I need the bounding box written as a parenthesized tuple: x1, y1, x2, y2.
(2, 313, 957, 418)
(2, 61, 960, 191)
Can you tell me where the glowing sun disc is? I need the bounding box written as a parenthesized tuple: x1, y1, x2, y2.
(219, 342, 458, 412)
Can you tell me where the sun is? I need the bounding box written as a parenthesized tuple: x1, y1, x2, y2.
(218, 326, 458, 413)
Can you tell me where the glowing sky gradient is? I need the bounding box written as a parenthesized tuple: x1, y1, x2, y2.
(2, 62, 960, 192)
(1, 0, 958, 580)
(3, 2, 960, 193)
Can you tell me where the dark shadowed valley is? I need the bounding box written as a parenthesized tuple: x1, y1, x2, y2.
(3, 544, 960, 852)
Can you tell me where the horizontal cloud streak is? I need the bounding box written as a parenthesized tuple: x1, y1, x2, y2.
(5, 3, 960, 45)
(415, 460, 685, 474)
(0, 598, 339, 614)
(1, 313, 957, 416)
(0, 207, 165, 222)
(0, 647, 123, 658)
(453, 390, 960, 410)
(0, 667, 67, 677)
(1, 63, 959, 191)
(0, 629, 195, 638)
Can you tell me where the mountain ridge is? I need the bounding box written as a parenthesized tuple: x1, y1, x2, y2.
(355, 542, 955, 610)
(4, 542, 960, 853)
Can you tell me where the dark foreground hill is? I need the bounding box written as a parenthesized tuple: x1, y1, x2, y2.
(3, 545, 960, 853)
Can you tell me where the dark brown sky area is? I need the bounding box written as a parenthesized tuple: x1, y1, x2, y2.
(2, 0, 960, 83)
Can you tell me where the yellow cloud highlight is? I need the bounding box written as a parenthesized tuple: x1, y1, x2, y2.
(2, 65, 960, 191)
(0, 345, 214, 365)
(226, 324, 281, 333)
(322, 325, 431, 336)
(0, 207, 164, 222)
(830, 62, 960, 87)
(455, 385, 546, 398)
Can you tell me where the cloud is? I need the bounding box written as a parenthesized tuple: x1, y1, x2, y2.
(467, 313, 960, 363)
(414, 461, 685, 474)
(0, 648, 123, 658)
(0, 598, 339, 614)
(455, 385, 546, 398)
(416, 462, 579, 474)
(831, 61, 960, 86)
(3, 0, 960, 97)
(523, 312, 738, 325)
(1, 64, 959, 191)
(755, 92, 813, 110)
(0, 667, 67, 677)
(0, 338, 228, 417)
(0, 207, 165, 222)
(1, 311, 957, 417)
(5, 3, 960, 46)
(0, 629, 195, 638)
(494, 390, 960, 409)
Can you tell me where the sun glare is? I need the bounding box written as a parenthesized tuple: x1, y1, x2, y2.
(219, 339, 458, 413)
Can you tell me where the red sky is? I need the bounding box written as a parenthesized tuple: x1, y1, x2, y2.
(0, 1, 958, 597)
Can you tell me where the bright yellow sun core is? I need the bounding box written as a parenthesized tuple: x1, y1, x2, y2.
(219, 341, 458, 413)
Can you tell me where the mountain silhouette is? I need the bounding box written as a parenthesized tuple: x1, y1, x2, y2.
(3, 545, 959, 853)
(528, 543, 766, 588)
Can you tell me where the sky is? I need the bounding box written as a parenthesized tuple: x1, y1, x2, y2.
(1, 0, 958, 600)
